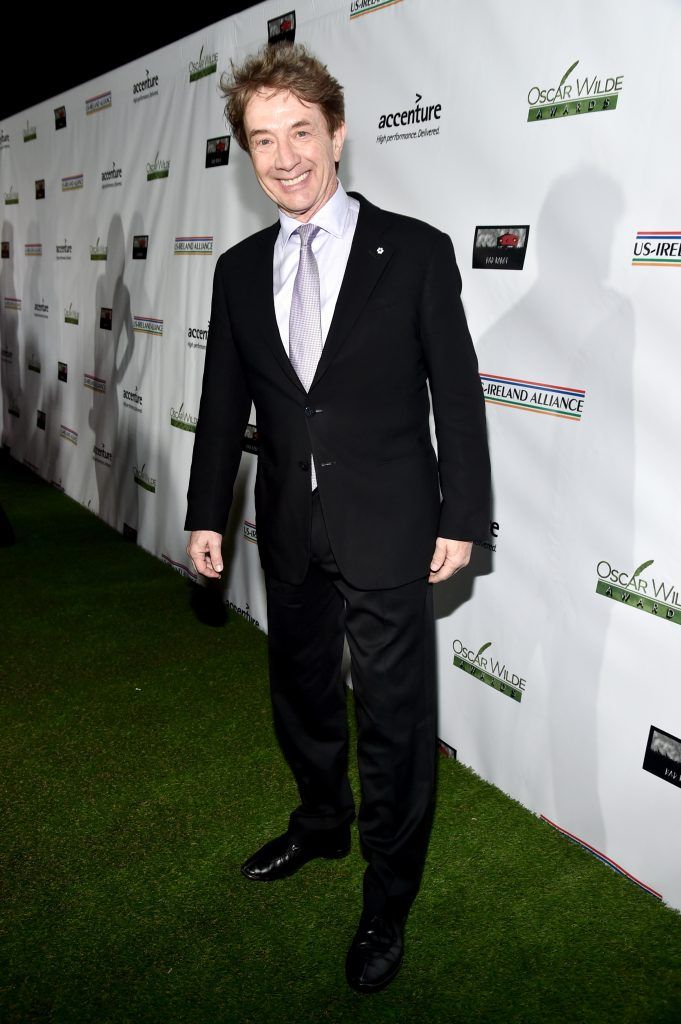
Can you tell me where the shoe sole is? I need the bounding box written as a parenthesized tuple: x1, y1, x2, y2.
(345, 950, 404, 994)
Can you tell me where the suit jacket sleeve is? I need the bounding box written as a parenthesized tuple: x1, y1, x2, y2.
(184, 253, 252, 533)
(419, 230, 491, 541)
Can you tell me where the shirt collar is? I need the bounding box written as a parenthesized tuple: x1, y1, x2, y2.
(278, 179, 352, 247)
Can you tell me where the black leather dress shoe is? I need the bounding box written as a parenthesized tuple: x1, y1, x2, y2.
(345, 912, 405, 993)
(240, 831, 351, 881)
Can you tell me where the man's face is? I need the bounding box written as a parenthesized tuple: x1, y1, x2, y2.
(243, 88, 346, 222)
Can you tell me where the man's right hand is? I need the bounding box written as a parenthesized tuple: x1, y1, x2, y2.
(186, 530, 224, 579)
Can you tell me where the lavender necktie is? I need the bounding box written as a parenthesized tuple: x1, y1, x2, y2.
(289, 223, 322, 488)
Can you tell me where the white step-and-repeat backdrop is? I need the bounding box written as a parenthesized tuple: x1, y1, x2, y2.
(2, 0, 680, 909)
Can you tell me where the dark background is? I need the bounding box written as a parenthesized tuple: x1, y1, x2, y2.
(1, 4, 262, 121)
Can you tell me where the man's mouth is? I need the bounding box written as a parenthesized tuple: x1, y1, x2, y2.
(279, 170, 310, 187)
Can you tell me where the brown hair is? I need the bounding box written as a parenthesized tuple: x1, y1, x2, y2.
(221, 43, 345, 152)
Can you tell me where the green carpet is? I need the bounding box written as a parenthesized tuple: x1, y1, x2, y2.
(1, 452, 680, 1024)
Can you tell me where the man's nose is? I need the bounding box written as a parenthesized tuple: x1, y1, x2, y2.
(274, 137, 299, 170)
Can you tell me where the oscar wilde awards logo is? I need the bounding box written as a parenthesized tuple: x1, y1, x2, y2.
(27, 351, 41, 373)
(268, 11, 295, 45)
(527, 60, 623, 122)
(376, 93, 442, 145)
(473, 226, 530, 271)
(631, 231, 681, 268)
(350, 0, 404, 19)
(188, 45, 218, 84)
(4, 186, 19, 205)
(169, 403, 197, 433)
(452, 640, 527, 703)
(23, 120, 37, 142)
(643, 726, 681, 791)
(64, 303, 80, 325)
(86, 91, 112, 116)
(146, 152, 170, 182)
(133, 463, 156, 493)
(595, 559, 680, 627)
(480, 373, 586, 421)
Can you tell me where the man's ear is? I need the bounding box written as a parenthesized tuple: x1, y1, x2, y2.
(333, 121, 347, 163)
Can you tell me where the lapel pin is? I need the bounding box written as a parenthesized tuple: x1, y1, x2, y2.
(376, 246, 384, 255)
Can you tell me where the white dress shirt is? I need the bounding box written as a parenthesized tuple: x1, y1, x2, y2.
(273, 180, 360, 355)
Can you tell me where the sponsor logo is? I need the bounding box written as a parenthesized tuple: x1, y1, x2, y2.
(4, 186, 19, 205)
(480, 373, 585, 422)
(34, 299, 49, 318)
(473, 520, 499, 553)
(86, 90, 112, 115)
(527, 60, 623, 122)
(161, 552, 197, 581)
(100, 307, 113, 330)
(90, 237, 107, 261)
(595, 559, 680, 627)
(123, 523, 138, 542)
(132, 69, 159, 102)
(452, 639, 526, 703)
(5, 296, 21, 311)
(101, 162, 123, 188)
(132, 314, 163, 336)
(206, 135, 230, 169)
(35, 179, 45, 199)
(23, 120, 37, 142)
(7, 393, 20, 417)
(438, 740, 457, 760)
(243, 423, 260, 455)
(1, 348, 13, 363)
(244, 519, 257, 543)
(0, 127, 10, 149)
(51, 479, 65, 492)
(188, 45, 218, 83)
(1, 241, 9, 258)
(350, 0, 404, 18)
(56, 239, 72, 260)
(376, 93, 442, 145)
(227, 600, 261, 630)
(84, 372, 106, 393)
(23, 458, 40, 473)
(170, 403, 197, 432)
(93, 441, 113, 466)
(473, 225, 530, 270)
(58, 362, 68, 382)
(146, 151, 170, 181)
(54, 106, 66, 130)
(133, 463, 156, 492)
(174, 235, 213, 255)
(62, 173, 84, 192)
(64, 303, 80, 324)
(25, 243, 42, 257)
(268, 11, 296, 44)
(60, 424, 78, 445)
(27, 351, 41, 373)
(132, 234, 148, 259)
(36, 409, 46, 430)
(187, 323, 208, 349)
(643, 726, 681, 790)
(123, 385, 143, 412)
(632, 231, 681, 268)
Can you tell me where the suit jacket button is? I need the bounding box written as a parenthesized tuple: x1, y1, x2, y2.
(298, 460, 309, 471)
(304, 406, 315, 417)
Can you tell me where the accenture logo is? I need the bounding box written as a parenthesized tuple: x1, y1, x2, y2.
(132, 70, 159, 103)
(376, 93, 441, 145)
(101, 162, 123, 188)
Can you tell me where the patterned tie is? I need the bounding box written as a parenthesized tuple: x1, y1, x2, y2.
(289, 223, 322, 488)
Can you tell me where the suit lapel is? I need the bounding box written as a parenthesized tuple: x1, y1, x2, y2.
(310, 193, 394, 391)
(249, 222, 307, 394)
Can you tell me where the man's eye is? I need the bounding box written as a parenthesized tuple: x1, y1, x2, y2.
(295, 130, 309, 138)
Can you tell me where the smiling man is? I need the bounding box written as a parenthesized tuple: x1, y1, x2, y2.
(185, 43, 490, 994)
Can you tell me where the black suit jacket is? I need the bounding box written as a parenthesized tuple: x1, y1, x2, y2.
(185, 192, 490, 589)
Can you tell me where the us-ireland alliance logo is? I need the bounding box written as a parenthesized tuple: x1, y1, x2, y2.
(596, 559, 680, 626)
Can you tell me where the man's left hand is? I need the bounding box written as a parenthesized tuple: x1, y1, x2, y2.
(429, 538, 473, 583)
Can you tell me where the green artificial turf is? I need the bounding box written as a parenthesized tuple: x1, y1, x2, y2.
(1, 452, 680, 1024)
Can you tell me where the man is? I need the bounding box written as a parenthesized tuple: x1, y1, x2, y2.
(185, 43, 490, 994)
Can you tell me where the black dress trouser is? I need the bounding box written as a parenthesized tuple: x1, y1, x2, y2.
(264, 488, 438, 921)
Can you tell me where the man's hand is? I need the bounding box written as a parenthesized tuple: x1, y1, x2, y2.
(187, 530, 224, 579)
(429, 537, 472, 584)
